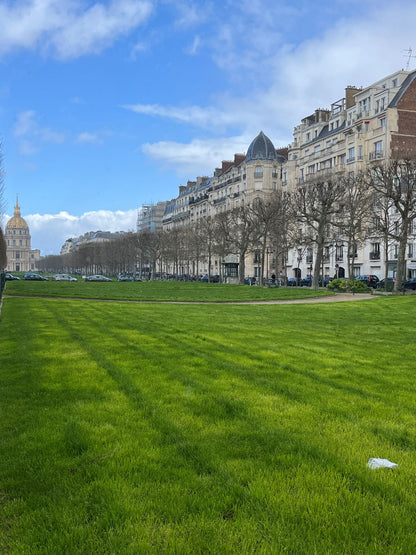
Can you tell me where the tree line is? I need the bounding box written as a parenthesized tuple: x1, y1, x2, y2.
(35, 157, 416, 291)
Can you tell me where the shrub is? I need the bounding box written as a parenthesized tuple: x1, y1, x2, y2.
(327, 278, 348, 291)
(328, 278, 369, 292)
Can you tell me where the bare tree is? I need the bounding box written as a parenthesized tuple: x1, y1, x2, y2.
(366, 158, 416, 290)
(218, 204, 260, 284)
(198, 216, 218, 282)
(293, 174, 345, 289)
(0, 227, 6, 271)
(0, 143, 6, 270)
(137, 230, 162, 279)
(252, 192, 292, 285)
(333, 172, 375, 279)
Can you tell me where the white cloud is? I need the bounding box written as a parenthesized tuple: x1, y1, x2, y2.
(142, 134, 253, 176)
(186, 35, 201, 56)
(0, 0, 153, 60)
(133, 1, 416, 179)
(75, 130, 112, 145)
(9, 209, 139, 255)
(123, 102, 238, 131)
(168, 0, 211, 29)
(13, 110, 65, 154)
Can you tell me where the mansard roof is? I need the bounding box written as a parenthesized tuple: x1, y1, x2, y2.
(245, 131, 279, 162)
(389, 70, 416, 108)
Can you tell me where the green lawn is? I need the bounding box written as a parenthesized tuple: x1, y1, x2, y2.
(4, 279, 333, 302)
(1, 293, 416, 553)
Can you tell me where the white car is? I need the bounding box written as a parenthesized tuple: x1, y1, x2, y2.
(52, 274, 77, 281)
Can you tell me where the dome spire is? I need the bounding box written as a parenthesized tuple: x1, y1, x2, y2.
(14, 195, 21, 218)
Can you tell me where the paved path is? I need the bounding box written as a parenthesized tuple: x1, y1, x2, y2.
(225, 293, 377, 305)
(2, 292, 378, 306)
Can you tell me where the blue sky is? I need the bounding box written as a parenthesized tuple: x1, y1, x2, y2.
(1, 0, 416, 254)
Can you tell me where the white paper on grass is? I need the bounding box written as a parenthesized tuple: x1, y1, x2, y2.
(367, 458, 398, 469)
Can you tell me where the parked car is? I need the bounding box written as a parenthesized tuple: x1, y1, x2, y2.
(376, 278, 395, 290)
(300, 276, 312, 286)
(201, 274, 220, 283)
(319, 277, 331, 287)
(286, 277, 299, 286)
(117, 275, 134, 282)
(23, 272, 48, 281)
(52, 274, 77, 281)
(85, 275, 112, 282)
(5, 273, 20, 280)
(355, 275, 379, 288)
(403, 278, 416, 290)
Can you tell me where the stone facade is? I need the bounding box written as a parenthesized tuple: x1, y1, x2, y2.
(5, 199, 40, 272)
(136, 68, 416, 282)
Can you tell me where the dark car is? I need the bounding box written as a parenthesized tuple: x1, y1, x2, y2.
(319, 277, 331, 287)
(287, 277, 299, 286)
(376, 278, 395, 290)
(5, 273, 20, 280)
(117, 275, 134, 282)
(403, 278, 416, 290)
(23, 272, 48, 281)
(355, 275, 379, 288)
(300, 276, 312, 286)
(85, 275, 112, 282)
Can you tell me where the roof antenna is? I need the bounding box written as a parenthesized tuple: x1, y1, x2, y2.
(403, 47, 416, 70)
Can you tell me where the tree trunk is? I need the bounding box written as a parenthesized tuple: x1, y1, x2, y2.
(239, 252, 246, 284)
(395, 231, 408, 290)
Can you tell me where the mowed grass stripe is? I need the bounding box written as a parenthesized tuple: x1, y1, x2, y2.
(1, 296, 416, 553)
(5, 278, 332, 302)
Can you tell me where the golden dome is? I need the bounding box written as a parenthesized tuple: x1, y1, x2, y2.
(6, 197, 29, 230)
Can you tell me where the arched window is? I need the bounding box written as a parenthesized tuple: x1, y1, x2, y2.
(254, 165, 263, 178)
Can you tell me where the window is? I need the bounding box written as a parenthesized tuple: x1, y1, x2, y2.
(371, 140, 383, 159)
(370, 243, 380, 259)
(348, 147, 355, 162)
(380, 117, 386, 128)
(408, 244, 414, 258)
(254, 166, 263, 178)
(336, 245, 344, 261)
(358, 145, 363, 160)
(314, 145, 321, 154)
(15, 252, 20, 259)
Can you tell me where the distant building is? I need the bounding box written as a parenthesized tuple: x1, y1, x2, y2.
(137, 201, 168, 233)
(60, 230, 126, 254)
(5, 198, 40, 272)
